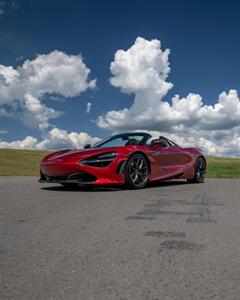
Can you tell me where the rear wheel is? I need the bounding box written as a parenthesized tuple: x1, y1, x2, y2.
(125, 153, 150, 189)
(187, 157, 206, 183)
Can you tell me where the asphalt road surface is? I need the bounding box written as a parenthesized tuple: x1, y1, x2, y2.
(0, 177, 240, 300)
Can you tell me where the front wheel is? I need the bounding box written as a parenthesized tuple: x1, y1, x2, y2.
(187, 157, 206, 183)
(125, 153, 150, 189)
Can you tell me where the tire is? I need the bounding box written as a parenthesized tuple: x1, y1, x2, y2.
(125, 153, 150, 189)
(187, 157, 206, 184)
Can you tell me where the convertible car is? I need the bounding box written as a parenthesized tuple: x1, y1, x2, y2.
(39, 132, 206, 189)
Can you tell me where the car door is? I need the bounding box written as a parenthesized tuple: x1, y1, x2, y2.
(152, 145, 192, 178)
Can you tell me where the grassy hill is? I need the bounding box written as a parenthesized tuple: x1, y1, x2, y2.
(0, 149, 49, 176)
(0, 148, 239, 178)
(206, 156, 240, 178)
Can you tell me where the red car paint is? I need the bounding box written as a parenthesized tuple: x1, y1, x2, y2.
(40, 133, 205, 187)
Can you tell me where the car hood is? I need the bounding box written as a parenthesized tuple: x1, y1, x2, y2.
(44, 147, 127, 162)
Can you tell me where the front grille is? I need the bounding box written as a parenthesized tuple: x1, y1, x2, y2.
(67, 172, 97, 182)
(49, 175, 69, 181)
(40, 170, 96, 183)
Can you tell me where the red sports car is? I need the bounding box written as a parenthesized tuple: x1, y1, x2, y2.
(39, 132, 206, 189)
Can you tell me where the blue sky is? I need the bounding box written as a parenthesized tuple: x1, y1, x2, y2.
(0, 0, 240, 155)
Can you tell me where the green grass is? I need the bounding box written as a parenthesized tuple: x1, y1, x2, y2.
(0, 149, 49, 176)
(206, 156, 240, 178)
(0, 148, 240, 178)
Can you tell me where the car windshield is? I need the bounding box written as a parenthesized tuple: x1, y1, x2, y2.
(92, 134, 150, 148)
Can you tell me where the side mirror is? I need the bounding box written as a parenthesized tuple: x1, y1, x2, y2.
(84, 144, 91, 149)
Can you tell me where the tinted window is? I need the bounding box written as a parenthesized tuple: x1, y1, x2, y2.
(93, 134, 147, 148)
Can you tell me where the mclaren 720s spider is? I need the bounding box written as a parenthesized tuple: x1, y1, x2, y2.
(39, 132, 206, 189)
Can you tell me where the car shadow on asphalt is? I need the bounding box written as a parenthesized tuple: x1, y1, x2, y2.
(148, 180, 189, 189)
(40, 180, 189, 192)
(41, 185, 123, 192)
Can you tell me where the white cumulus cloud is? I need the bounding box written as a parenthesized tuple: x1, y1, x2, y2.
(97, 37, 240, 156)
(109, 37, 173, 114)
(0, 136, 38, 149)
(0, 128, 100, 150)
(36, 128, 100, 150)
(22, 94, 61, 130)
(0, 50, 96, 130)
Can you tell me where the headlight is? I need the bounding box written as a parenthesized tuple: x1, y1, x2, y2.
(80, 152, 117, 167)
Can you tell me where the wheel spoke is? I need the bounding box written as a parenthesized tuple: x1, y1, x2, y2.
(131, 162, 137, 171)
(129, 171, 136, 179)
(127, 155, 149, 187)
(138, 159, 143, 169)
(198, 159, 206, 178)
(133, 173, 139, 183)
(138, 157, 142, 166)
(138, 172, 146, 180)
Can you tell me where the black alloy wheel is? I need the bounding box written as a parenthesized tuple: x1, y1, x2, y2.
(125, 153, 150, 189)
(188, 157, 206, 183)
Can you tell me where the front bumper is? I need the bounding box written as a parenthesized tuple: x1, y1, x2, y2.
(39, 163, 126, 186)
(39, 170, 97, 185)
